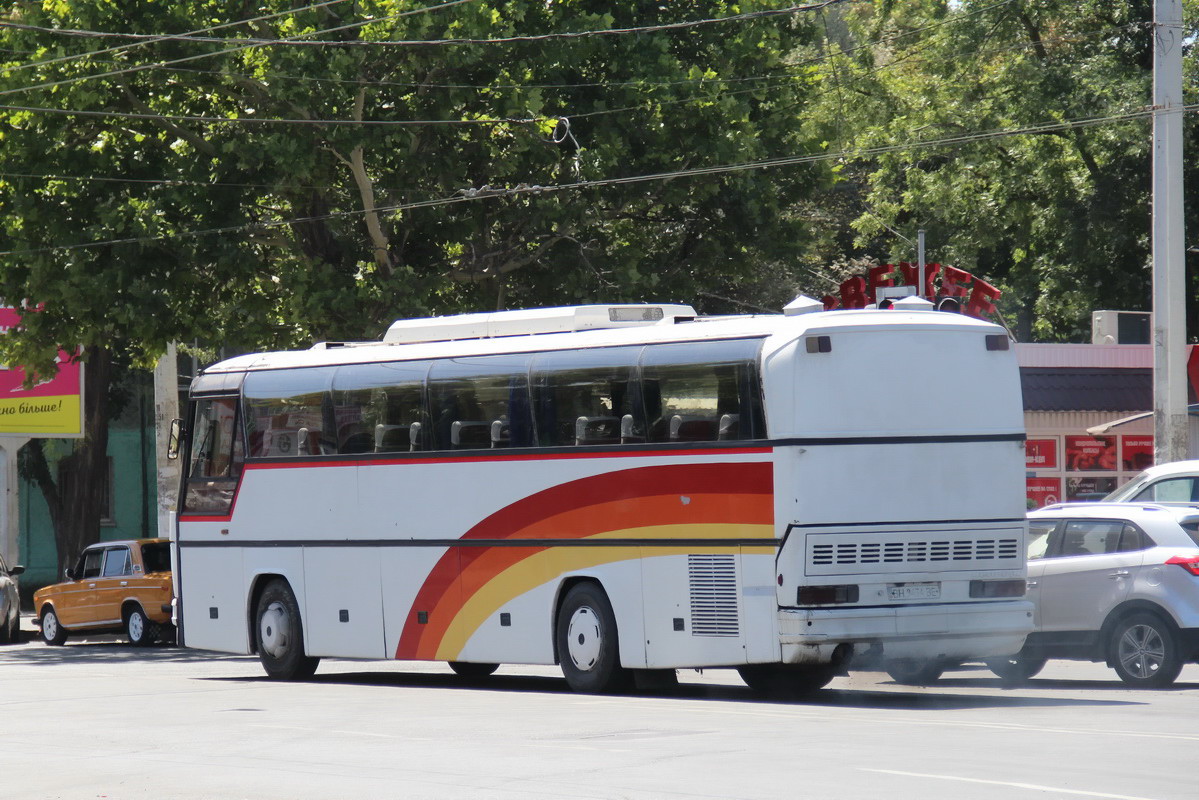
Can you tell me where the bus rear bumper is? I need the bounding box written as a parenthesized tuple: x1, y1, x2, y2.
(776, 600, 1034, 665)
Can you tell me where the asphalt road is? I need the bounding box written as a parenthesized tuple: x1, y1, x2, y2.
(2, 618, 1197, 800)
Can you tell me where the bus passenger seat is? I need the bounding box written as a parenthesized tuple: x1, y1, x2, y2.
(575, 416, 618, 445)
(670, 415, 716, 442)
(408, 422, 423, 451)
(451, 420, 490, 449)
(490, 419, 510, 448)
(619, 414, 641, 444)
(718, 413, 741, 440)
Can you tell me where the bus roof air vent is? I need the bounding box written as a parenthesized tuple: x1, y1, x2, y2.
(382, 304, 697, 344)
(783, 295, 823, 316)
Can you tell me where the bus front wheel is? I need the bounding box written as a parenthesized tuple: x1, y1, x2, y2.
(255, 579, 320, 681)
(555, 583, 630, 694)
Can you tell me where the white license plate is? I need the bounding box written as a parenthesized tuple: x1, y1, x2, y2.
(887, 582, 941, 601)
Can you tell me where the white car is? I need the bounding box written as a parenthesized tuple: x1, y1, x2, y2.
(989, 502, 1199, 687)
(1105, 460, 1199, 503)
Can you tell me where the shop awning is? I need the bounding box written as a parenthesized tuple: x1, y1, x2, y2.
(1021, 367, 1152, 413)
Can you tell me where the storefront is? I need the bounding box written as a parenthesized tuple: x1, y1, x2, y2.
(1018, 343, 1178, 508)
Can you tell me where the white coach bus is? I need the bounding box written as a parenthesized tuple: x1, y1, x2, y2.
(171, 299, 1032, 694)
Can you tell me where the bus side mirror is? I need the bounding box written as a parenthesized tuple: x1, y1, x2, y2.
(166, 418, 183, 460)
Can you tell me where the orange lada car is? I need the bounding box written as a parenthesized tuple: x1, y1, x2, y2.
(33, 538, 173, 646)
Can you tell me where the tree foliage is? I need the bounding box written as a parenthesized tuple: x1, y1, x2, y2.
(0, 0, 838, 367)
(801, 0, 1199, 341)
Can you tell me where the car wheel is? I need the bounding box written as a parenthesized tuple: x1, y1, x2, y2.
(448, 661, 499, 678)
(1109, 612, 1184, 688)
(0, 607, 12, 644)
(126, 606, 157, 647)
(737, 664, 835, 697)
(255, 579, 320, 681)
(555, 582, 630, 694)
(986, 651, 1048, 684)
(40, 607, 67, 646)
(884, 658, 945, 685)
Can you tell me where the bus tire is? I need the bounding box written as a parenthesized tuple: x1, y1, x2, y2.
(986, 651, 1047, 684)
(884, 658, 945, 685)
(40, 606, 67, 646)
(255, 579, 320, 681)
(448, 661, 499, 678)
(737, 664, 835, 697)
(555, 582, 630, 694)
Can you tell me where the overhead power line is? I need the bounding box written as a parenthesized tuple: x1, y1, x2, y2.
(0, 103, 544, 126)
(3, 2, 849, 48)
(0, 0, 480, 99)
(0, 0, 352, 75)
(0, 105, 1170, 258)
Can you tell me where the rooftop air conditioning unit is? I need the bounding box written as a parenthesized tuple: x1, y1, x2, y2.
(1091, 310, 1150, 345)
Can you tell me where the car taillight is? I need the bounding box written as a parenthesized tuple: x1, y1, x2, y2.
(1165, 555, 1199, 576)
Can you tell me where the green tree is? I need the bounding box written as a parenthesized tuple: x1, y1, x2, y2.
(800, 0, 1199, 341)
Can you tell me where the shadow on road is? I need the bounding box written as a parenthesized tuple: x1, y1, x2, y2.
(198, 668, 1149, 710)
(0, 637, 256, 666)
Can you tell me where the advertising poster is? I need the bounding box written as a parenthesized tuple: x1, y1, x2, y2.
(1066, 476, 1117, 501)
(1025, 438, 1058, 470)
(1121, 435, 1154, 472)
(1064, 435, 1116, 472)
(0, 308, 83, 436)
(1026, 477, 1061, 509)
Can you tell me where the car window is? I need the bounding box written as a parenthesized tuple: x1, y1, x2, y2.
(1059, 520, 1124, 557)
(81, 549, 103, 579)
(101, 547, 132, 577)
(141, 542, 171, 573)
(1133, 477, 1198, 503)
(1028, 520, 1056, 560)
(1117, 524, 1151, 552)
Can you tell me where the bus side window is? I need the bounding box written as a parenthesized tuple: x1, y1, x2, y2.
(640, 339, 765, 444)
(530, 346, 643, 447)
(331, 361, 431, 454)
(243, 367, 336, 457)
(428, 355, 534, 451)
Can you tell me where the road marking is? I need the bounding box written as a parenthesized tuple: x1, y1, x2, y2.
(861, 768, 1163, 800)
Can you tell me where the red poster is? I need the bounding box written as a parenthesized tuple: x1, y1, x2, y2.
(1121, 435, 1154, 472)
(1026, 477, 1061, 509)
(1025, 438, 1058, 470)
(1064, 435, 1116, 472)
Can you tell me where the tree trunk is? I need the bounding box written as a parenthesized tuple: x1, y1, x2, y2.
(22, 346, 113, 575)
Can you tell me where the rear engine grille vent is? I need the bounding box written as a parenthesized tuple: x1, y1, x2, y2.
(811, 538, 1020, 568)
(688, 554, 739, 637)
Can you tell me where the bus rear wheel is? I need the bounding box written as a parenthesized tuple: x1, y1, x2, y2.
(738, 664, 835, 697)
(884, 658, 946, 685)
(556, 583, 630, 694)
(255, 579, 319, 681)
(448, 661, 499, 678)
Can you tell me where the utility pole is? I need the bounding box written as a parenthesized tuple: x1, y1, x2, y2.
(1152, 0, 1188, 463)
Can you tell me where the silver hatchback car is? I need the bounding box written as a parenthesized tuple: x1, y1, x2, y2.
(990, 502, 1199, 687)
